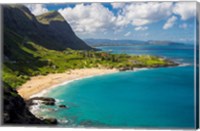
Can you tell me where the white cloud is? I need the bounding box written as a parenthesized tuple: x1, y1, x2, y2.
(25, 4, 48, 16)
(111, 3, 125, 9)
(134, 26, 148, 31)
(115, 15, 129, 27)
(24, 2, 196, 35)
(173, 2, 196, 20)
(58, 3, 116, 34)
(119, 2, 174, 26)
(179, 23, 187, 29)
(163, 16, 177, 30)
(114, 2, 196, 28)
(124, 31, 131, 37)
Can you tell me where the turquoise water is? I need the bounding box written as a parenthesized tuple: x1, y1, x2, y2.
(41, 44, 195, 128)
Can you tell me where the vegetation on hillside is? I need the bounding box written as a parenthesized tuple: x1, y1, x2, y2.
(3, 5, 94, 51)
(3, 30, 177, 89)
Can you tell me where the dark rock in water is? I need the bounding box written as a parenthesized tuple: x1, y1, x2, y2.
(42, 101, 55, 106)
(27, 97, 56, 106)
(43, 118, 58, 124)
(29, 97, 55, 102)
(58, 105, 68, 108)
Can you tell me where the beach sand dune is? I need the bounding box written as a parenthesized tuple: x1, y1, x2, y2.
(17, 68, 118, 100)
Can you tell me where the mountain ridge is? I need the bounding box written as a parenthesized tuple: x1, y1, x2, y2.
(3, 5, 94, 51)
(36, 11, 65, 24)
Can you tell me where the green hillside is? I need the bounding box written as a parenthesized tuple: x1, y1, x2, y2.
(3, 28, 178, 88)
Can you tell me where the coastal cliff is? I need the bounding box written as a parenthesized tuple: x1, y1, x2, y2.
(3, 82, 59, 125)
(3, 83, 45, 124)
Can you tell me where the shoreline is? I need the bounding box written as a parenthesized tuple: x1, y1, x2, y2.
(17, 68, 119, 100)
(30, 67, 150, 98)
(17, 64, 183, 100)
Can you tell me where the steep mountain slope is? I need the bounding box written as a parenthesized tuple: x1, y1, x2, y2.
(3, 5, 93, 50)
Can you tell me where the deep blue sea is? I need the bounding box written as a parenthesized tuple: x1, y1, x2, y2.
(38, 44, 195, 128)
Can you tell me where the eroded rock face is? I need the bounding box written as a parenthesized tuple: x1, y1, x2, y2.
(42, 101, 55, 106)
(26, 97, 56, 106)
(3, 85, 44, 124)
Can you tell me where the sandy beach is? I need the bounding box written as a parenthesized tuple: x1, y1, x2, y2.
(17, 68, 119, 100)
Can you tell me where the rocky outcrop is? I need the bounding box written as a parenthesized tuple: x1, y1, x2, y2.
(27, 97, 70, 109)
(3, 83, 57, 125)
(3, 84, 43, 124)
(59, 105, 68, 108)
(26, 97, 56, 106)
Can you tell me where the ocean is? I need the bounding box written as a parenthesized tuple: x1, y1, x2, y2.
(36, 44, 195, 128)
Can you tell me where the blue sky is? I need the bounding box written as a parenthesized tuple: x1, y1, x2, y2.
(26, 2, 196, 43)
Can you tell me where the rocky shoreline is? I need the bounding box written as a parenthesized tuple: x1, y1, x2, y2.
(26, 97, 69, 124)
(3, 87, 69, 125)
(3, 84, 58, 125)
(26, 96, 69, 109)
